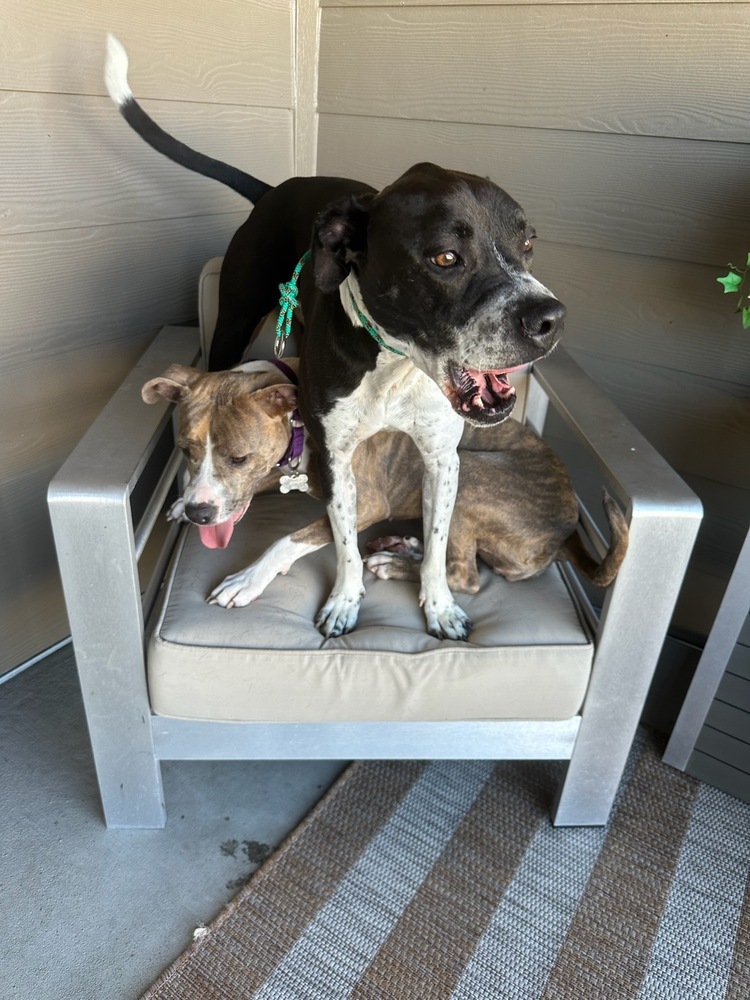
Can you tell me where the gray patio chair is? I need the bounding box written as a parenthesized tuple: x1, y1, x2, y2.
(47, 257, 702, 829)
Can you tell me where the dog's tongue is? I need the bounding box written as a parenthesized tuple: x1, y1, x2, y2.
(197, 508, 248, 549)
(198, 521, 236, 549)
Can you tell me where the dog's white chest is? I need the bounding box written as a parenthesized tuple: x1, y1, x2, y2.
(327, 356, 462, 449)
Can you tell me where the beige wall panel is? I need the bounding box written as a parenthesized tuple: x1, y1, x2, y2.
(319, 5, 750, 143)
(323, 0, 732, 6)
(0, 212, 248, 675)
(534, 243, 750, 387)
(0, 333, 167, 674)
(1, 0, 292, 107)
(1, 92, 291, 235)
(569, 351, 750, 492)
(1, 214, 246, 383)
(1, 569, 69, 677)
(316, 115, 749, 269)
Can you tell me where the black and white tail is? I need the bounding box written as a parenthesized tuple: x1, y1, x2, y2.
(104, 34, 273, 205)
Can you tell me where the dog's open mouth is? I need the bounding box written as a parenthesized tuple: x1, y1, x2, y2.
(196, 505, 249, 550)
(449, 365, 522, 423)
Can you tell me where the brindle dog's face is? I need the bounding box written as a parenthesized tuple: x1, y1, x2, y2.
(314, 162, 565, 425)
(142, 365, 297, 545)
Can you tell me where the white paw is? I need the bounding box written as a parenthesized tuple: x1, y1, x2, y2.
(315, 588, 364, 637)
(167, 497, 188, 522)
(422, 597, 472, 641)
(207, 566, 273, 608)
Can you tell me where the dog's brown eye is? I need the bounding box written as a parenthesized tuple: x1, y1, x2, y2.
(523, 232, 536, 254)
(230, 454, 249, 466)
(431, 251, 460, 268)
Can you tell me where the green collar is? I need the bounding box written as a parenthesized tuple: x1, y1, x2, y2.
(274, 252, 406, 358)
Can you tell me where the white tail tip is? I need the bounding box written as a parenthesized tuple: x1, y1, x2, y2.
(104, 33, 132, 107)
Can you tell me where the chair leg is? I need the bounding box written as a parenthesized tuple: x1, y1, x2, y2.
(77, 650, 167, 829)
(551, 503, 701, 827)
(50, 493, 166, 828)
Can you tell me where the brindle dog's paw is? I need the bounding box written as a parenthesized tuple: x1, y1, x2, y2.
(365, 536, 424, 581)
(167, 497, 188, 522)
(365, 552, 421, 582)
(367, 535, 424, 559)
(208, 566, 273, 608)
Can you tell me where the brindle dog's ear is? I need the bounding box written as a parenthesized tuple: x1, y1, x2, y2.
(312, 194, 373, 293)
(255, 382, 298, 417)
(142, 365, 203, 404)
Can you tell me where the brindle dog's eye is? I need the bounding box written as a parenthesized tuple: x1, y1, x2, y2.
(431, 251, 461, 269)
(230, 454, 249, 466)
(523, 232, 537, 255)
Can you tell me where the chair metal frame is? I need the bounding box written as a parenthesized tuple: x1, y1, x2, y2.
(48, 317, 702, 829)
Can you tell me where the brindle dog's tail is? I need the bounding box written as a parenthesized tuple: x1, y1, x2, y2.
(559, 490, 629, 588)
(104, 34, 273, 205)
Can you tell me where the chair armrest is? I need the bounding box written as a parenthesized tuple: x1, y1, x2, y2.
(49, 326, 198, 638)
(48, 324, 200, 634)
(49, 326, 200, 513)
(47, 325, 200, 829)
(530, 346, 702, 522)
(531, 347, 703, 824)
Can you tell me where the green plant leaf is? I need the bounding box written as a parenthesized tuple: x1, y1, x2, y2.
(746, 252, 750, 267)
(742, 307, 750, 329)
(717, 270, 743, 293)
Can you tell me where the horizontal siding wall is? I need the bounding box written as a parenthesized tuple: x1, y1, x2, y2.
(0, 0, 295, 675)
(316, 0, 750, 644)
(691, 632, 750, 801)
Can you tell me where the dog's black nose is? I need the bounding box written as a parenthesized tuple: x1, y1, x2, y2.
(520, 298, 566, 343)
(185, 502, 218, 525)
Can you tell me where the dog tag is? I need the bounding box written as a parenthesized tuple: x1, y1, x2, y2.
(279, 472, 309, 494)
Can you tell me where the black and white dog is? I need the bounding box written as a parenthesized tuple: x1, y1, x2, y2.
(105, 35, 565, 640)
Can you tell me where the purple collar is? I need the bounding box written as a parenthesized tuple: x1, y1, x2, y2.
(271, 360, 305, 467)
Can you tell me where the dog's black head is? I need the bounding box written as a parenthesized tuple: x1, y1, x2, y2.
(313, 162, 565, 425)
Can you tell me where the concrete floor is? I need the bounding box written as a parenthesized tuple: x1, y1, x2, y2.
(1, 645, 345, 1000)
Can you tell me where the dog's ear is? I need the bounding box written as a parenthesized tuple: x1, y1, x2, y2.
(255, 383, 298, 417)
(142, 365, 203, 404)
(312, 194, 373, 293)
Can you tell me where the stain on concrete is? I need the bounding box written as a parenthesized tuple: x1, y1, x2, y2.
(242, 840, 271, 864)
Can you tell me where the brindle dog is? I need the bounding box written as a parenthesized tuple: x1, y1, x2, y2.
(143, 361, 628, 609)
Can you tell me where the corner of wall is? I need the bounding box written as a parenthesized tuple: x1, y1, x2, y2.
(292, 0, 321, 176)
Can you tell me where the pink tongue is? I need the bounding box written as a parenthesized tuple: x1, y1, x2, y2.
(198, 520, 236, 549)
(196, 507, 248, 549)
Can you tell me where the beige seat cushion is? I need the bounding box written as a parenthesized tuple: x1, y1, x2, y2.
(147, 492, 593, 723)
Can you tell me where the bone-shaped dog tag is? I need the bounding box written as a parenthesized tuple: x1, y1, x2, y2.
(279, 472, 309, 494)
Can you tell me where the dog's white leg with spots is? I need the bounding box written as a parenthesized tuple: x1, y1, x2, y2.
(316, 452, 367, 638)
(412, 421, 471, 640)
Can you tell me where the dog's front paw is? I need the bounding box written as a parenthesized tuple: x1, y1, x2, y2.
(315, 589, 364, 638)
(208, 566, 274, 608)
(422, 598, 472, 641)
(167, 497, 188, 522)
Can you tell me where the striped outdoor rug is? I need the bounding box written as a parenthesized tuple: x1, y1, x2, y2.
(142, 731, 749, 999)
